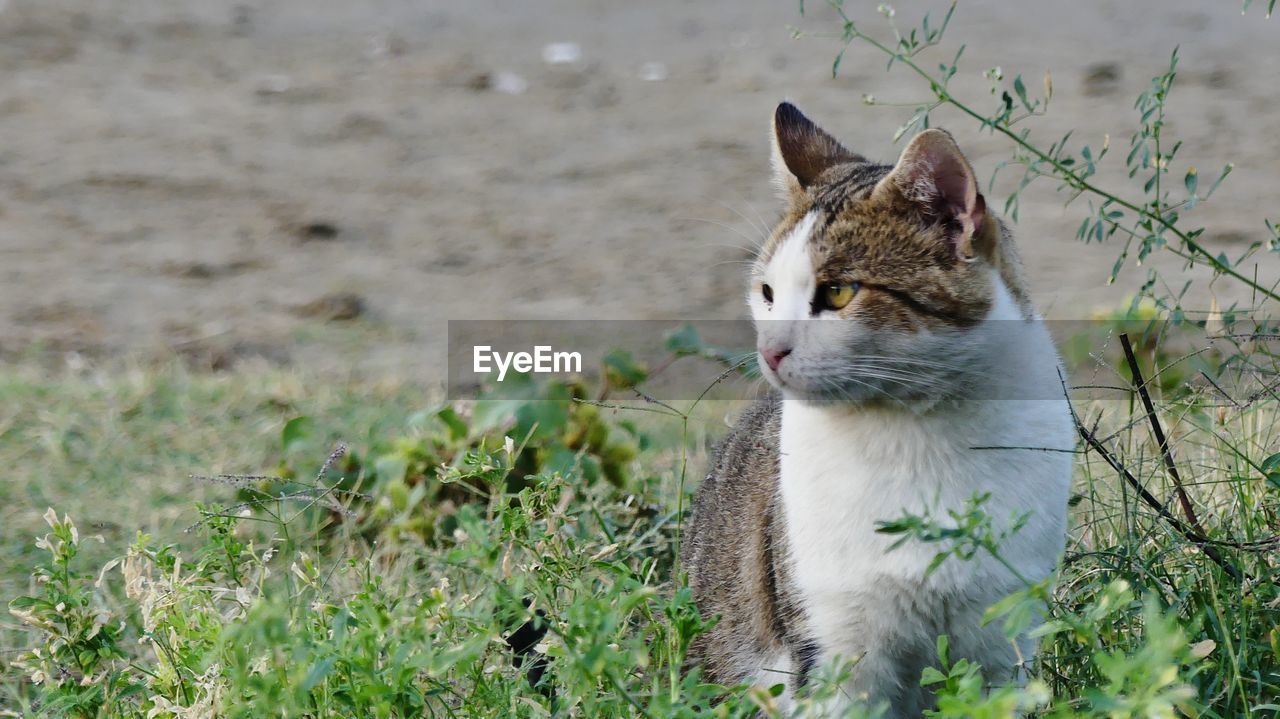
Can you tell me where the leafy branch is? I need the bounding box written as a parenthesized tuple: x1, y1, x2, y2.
(807, 1, 1280, 306)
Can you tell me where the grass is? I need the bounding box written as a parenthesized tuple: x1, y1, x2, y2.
(0, 361, 428, 656)
(1, 338, 1277, 717)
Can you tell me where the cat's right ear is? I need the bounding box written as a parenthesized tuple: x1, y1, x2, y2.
(771, 102, 860, 201)
(874, 129, 987, 261)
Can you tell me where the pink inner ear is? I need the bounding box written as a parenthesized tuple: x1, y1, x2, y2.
(901, 138, 984, 239)
(887, 132, 991, 259)
(933, 158, 975, 215)
(936, 158, 984, 242)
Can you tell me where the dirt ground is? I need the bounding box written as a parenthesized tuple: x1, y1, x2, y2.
(1, 0, 1277, 381)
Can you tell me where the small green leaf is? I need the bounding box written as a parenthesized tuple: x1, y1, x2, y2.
(874, 519, 913, 535)
(1185, 166, 1198, 196)
(514, 399, 570, 441)
(1076, 217, 1091, 240)
(8, 595, 42, 610)
(664, 323, 705, 356)
(832, 46, 847, 78)
(603, 349, 647, 389)
(300, 656, 336, 691)
(1205, 162, 1234, 199)
(1263, 453, 1280, 489)
(1260, 452, 1280, 474)
(1013, 75, 1031, 110)
(925, 553, 949, 576)
(281, 416, 314, 452)
(435, 407, 468, 441)
(920, 666, 948, 686)
(470, 400, 522, 435)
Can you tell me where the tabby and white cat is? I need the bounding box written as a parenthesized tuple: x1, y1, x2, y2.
(681, 103, 1074, 717)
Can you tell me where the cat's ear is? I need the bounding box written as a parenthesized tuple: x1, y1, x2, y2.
(771, 102, 859, 199)
(876, 129, 987, 261)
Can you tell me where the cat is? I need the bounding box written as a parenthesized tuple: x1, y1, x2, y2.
(680, 103, 1074, 717)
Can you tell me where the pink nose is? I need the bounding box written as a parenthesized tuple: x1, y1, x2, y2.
(761, 346, 792, 372)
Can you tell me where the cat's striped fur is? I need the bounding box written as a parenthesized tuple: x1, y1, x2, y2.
(681, 104, 1073, 716)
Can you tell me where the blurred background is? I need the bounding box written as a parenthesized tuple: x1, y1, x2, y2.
(1, 0, 1277, 382)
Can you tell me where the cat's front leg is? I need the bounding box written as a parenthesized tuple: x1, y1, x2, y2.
(799, 640, 935, 719)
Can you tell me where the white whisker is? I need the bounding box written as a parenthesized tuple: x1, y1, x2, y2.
(675, 216, 765, 257)
(712, 197, 772, 243)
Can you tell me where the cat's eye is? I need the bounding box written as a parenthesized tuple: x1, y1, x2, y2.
(818, 283, 860, 311)
(761, 284, 773, 304)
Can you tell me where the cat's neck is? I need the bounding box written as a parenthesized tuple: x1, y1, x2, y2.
(779, 272, 1059, 414)
(775, 274, 1073, 539)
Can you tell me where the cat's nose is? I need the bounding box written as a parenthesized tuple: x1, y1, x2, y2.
(761, 346, 792, 372)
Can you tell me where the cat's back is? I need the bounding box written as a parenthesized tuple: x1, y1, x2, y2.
(681, 394, 797, 686)
(682, 394, 781, 570)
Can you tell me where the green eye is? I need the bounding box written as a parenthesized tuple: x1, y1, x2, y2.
(819, 283, 860, 311)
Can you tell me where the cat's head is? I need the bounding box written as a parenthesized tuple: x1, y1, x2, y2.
(750, 103, 1024, 403)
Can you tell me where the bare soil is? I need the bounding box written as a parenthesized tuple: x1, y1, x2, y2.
(1, 0, 1277, 381)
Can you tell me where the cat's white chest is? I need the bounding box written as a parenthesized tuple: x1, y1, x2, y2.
(777, 397, 1072, 648)
(780, 402, 1005, 589)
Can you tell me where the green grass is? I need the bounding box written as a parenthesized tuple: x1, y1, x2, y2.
(0, 363, 428, 650)
(1, 353, 1278, 717)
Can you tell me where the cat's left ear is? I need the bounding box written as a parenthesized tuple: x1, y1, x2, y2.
(771, 102, 861, 201)
(876, 129, 987, 261)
